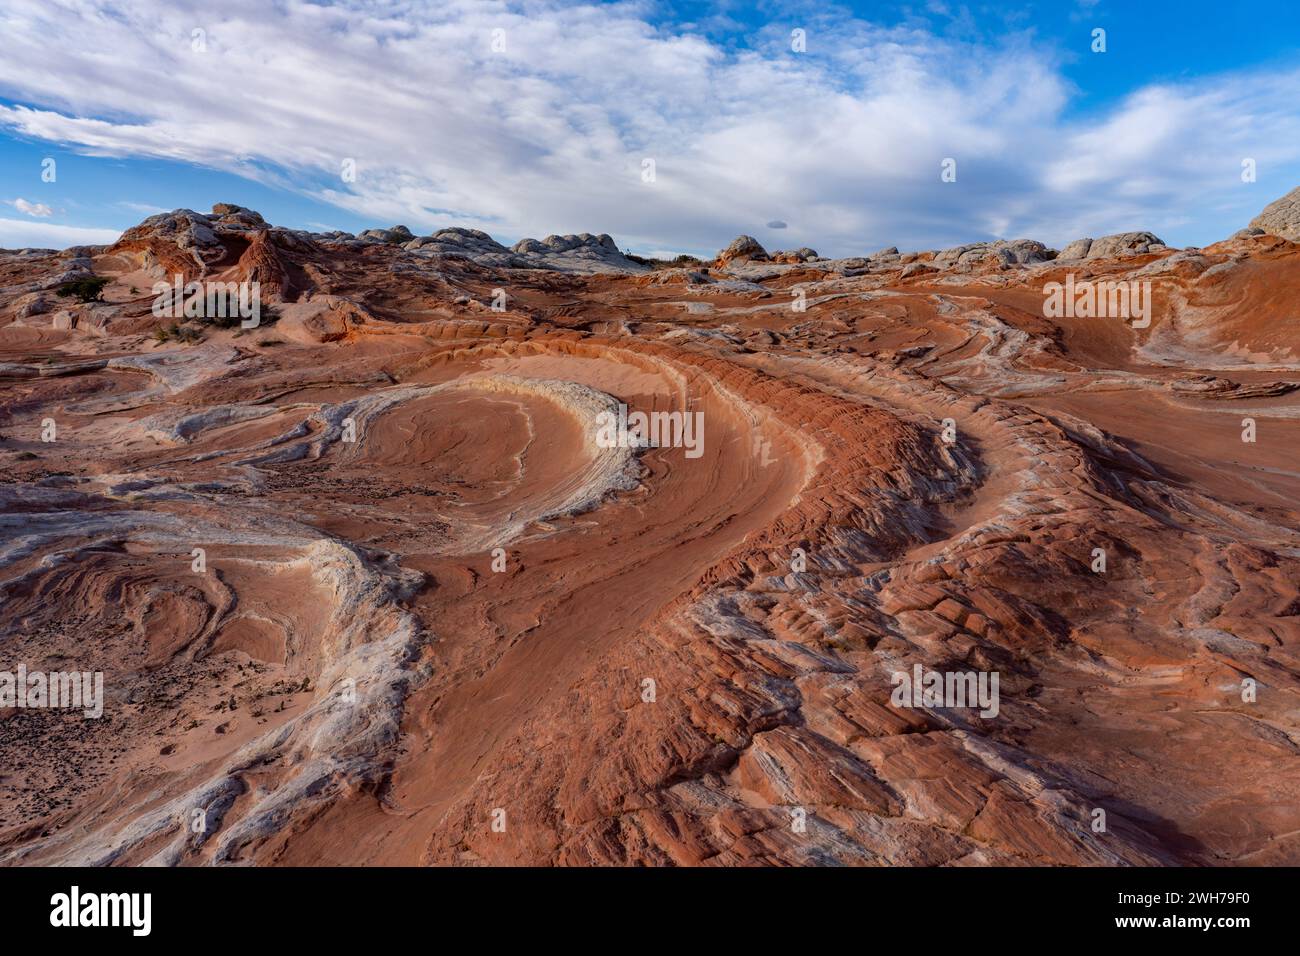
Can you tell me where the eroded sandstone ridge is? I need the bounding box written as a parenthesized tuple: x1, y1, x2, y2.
(1, 198, 1298, 866)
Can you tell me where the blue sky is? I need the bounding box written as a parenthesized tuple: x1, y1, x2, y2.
(1, 0, 1298, 256)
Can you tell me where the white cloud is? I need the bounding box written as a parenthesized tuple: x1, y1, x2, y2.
(12, 198, 53, 217)
(118, 201, 170, 215)
(0, 0, 1295, 255)
(0, 217, 121, 250)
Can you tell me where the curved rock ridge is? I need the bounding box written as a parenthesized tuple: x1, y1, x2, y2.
(0, 500, 427, 865)
(0, 197, 1298, 867)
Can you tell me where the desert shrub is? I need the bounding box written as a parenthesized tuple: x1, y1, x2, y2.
(207, 303, 279, 329)
(623, 251, 702, 269)
(153, 322, 204, 344)
(56, 276, 110, 302)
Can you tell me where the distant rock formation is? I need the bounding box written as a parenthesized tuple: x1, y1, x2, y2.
(770, 247, 819, 263)
(403, 227, 512, 261)
(111, 204, 296, 280)
(509, 233, 646, 273)
(716, 235, 769, 264)
(95, 197, 1300, 287)
(1058, 232, 1167, 260)
(108, 206, 650, 278)
(934, 239, 1056, 267)
(359, 225, 415, 244)
(114, 208, 223, 273)
(405, 228, 647, 274)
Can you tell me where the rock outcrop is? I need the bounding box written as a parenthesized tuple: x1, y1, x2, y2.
(770, 247, 819, 263)
(716, 235, 769, 264)
(234, 230, 291, 301)
(113, 208, 224, 274)
(359, 225, 416, 244)
(934, 239, 1056, 267)
(509, 232, 647, 273)
(403, 226, 513, 261)
(404, 228, 647, 273)
(1249, 186, 1300, 242)
(1059, 232, 1167, 260)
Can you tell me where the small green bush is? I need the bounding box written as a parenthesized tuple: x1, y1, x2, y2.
(56, 276, 110, 302)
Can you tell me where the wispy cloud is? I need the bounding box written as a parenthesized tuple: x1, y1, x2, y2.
(0, 0, 1295, 254)
(11, 197, 52, 217)
(118, 200, 170, 215)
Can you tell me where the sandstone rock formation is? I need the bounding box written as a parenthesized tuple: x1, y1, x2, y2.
(509, 232, 647, 273)
(403, 226, 514, 261)
(716, 235, 770, 264)
(1, 199, 1298, 869)
(770, 247, 819, 263)
(1249, 186, 1300, 241)
(401, 227, 646, 273)
(934, 238, 1056, 267)
(1058, 232, 1167, 260)
(359, 224, 416, 244)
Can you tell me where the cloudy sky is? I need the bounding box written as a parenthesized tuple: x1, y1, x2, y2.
(1, 0, 1298, 256)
